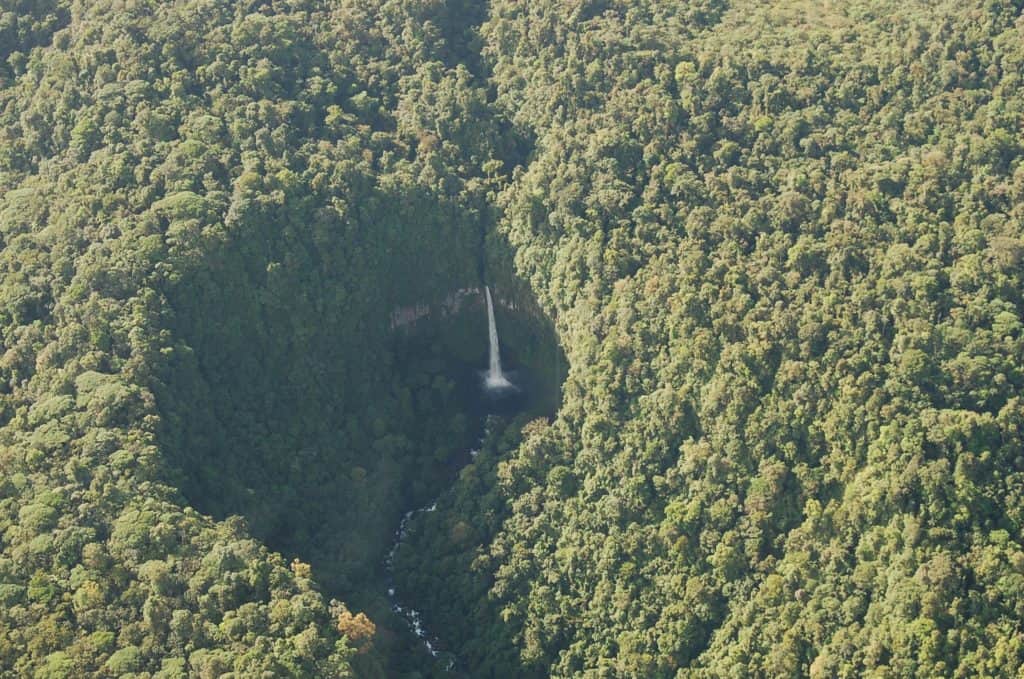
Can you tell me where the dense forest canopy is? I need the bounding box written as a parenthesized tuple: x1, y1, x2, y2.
(1, 0, 1023, 677)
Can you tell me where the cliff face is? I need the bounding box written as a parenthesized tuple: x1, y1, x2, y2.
(390, 287, 545, 325)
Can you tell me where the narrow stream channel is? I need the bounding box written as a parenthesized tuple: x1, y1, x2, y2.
(384, 397, 516, 670)
(384, 436, 485, 668)
(384, 496, 444, 658)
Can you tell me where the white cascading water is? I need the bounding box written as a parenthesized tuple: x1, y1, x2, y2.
(485, 286, 512, 390)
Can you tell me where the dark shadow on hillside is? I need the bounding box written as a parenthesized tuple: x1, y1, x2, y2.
(147, 179, 564, 677)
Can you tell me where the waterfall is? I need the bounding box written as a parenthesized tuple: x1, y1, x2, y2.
(485, 286, 512, 390)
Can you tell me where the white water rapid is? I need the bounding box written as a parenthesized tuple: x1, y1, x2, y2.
(385, 501, 444, 658)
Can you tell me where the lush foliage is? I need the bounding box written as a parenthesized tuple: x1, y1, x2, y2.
(3, 0, 1024, 677)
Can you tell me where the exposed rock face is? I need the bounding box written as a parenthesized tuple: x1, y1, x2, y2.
(389, 288, 527, 329)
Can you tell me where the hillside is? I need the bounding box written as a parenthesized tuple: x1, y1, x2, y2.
(2, 0, 1023, 677)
